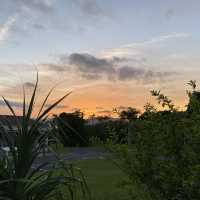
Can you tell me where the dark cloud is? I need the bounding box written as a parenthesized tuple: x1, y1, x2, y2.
(0, 99, 23, 108)
(40, 52, 175, 83)
(24, 82, 35, 88)
(45, 53, 128, 79)
(68, 53, 115, 74)
(118, 66, 145, 81)
(118, 66, 174, 82)
(60, 53, 126, 66)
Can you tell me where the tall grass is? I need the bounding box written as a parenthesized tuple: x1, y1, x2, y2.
(0, 73, 91, 200)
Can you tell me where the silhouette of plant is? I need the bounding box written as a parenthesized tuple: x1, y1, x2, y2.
(150, 90, 176, 111)
(187, 80, 196, 91)
(0, 73, 91, 200)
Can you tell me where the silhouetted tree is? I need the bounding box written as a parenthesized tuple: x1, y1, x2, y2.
(113, 107, 140, 122)
(140, 103, 157, 119)
(55, 110, 88, 147)
(113, 107, 140, 144)
(187, 80, 200, 114)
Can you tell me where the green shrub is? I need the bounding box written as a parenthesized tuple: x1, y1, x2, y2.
(110, 82, 200, 200)
(111, 112, 200, 200)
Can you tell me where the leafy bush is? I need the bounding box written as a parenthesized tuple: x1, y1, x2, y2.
(111, 112, 200, 200)
(86, 120, 129, 144)
(85, 121, 109, 143)
(110, 82, 200, 200)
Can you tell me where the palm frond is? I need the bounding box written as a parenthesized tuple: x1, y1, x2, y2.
(0, 74, 90, 200)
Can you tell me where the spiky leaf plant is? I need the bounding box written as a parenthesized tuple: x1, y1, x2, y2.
(0, 73, 91, 200)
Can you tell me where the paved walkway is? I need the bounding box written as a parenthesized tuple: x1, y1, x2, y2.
(33, 147, 110, 170)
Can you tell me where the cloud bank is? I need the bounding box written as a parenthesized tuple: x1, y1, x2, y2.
(39, 52, 175, 84)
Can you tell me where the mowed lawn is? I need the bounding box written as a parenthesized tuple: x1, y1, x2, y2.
(72, 159, 130, 200)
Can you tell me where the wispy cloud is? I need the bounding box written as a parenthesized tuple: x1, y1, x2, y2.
(16, 0, 55, 13)
(117, 66, 174, 83)
(0, 15, 18, 42)
(123, 33, 189, 48)
(103, 33, 190, 57)
(0, 0, 56, 35)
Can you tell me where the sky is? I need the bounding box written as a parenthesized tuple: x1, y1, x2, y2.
(0, 0, 200, 117)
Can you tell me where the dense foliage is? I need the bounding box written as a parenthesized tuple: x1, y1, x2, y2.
(110, 81, 200, 200)
(86, 119, 129, 145)
(54, 111, 89, 147)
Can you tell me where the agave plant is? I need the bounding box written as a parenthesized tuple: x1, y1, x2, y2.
(0, 74, 91, 200)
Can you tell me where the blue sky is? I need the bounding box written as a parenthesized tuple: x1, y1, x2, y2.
(0, 0, 200, 116)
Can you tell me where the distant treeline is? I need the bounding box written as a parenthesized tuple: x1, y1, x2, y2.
(52, 80, 200, 148)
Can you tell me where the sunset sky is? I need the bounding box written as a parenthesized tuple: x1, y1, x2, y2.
(0, 0, 200, 116)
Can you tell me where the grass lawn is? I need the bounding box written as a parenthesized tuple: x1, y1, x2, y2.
(72, 159, 130, 200)
(50, 145, 132, 199)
